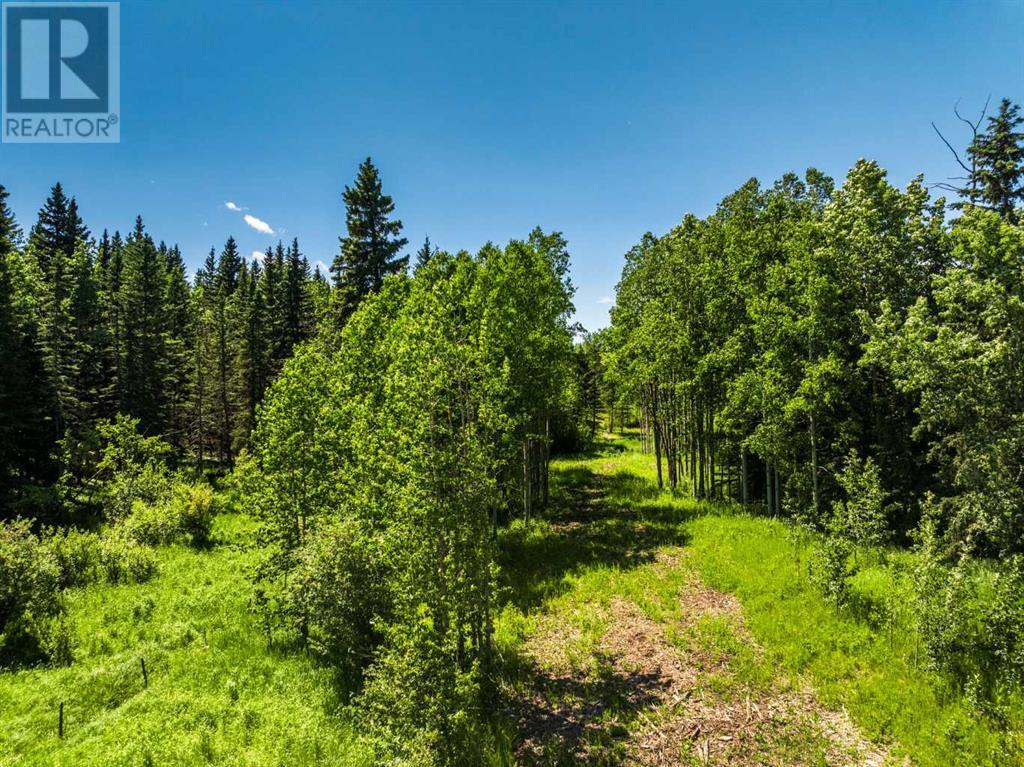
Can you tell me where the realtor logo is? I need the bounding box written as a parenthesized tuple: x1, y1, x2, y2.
(2, 2, 119, 142)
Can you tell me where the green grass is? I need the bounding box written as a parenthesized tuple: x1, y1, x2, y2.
(0, 513, 371, 767)
(491, 433, 1021, 766)
(3, 433, 1021, 765)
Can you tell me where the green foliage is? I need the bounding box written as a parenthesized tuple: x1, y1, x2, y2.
(248, 231, 575, 760)
(809, 519, 856, 609)
(359, 610, 484, 766)
(0, 520, 62, 666)
(0, 512, 373, 766)
(97, 531, 158, 584)
(41, 527, 101, 588)
(331, 157, 409, 324)
(914, 523, 1024, 713)
(285, 519, 387, 683)
(101, 461, 172, 523)
(832, 449, 890, 550)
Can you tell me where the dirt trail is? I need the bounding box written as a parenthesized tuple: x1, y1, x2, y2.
(512, 470, 891, 767)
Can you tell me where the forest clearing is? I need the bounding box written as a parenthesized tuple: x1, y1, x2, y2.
(2, 3, 1023, 764)
(1, 433, 1019, 766)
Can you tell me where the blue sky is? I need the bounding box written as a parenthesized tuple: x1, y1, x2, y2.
(1, 0, 1021, 331)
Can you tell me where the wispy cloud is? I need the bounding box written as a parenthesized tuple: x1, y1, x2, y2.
(225, 201, 244, 212)
(244, 214, 274, 235)
(250, 250, 265, 262)
(597, 296, 614, 305)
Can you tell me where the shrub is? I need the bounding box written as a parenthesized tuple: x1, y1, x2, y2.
(914, 522, 1024, 711)
(118, 483, 218, 548)
(284, 520, 387, 683)
(98, 532, 158, 584)
(42, 527, 101, 588)
(168, 483, 217, 546)
(120, 499, 180, 547)
(102, 461, 173, 523)
(359, 611, 484, 766)
(810, 520, 856, 609)
(0, 520, 62, 666)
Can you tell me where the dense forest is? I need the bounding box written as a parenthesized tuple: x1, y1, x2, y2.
(1, 99, 1022, 765)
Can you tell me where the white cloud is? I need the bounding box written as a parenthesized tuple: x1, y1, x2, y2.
(250, 250, 265, 262)
(597, 296, 614, 305)
(225, 201, 243, 212)
(244, 214, 274, 235)
(315, 260, 331, 274)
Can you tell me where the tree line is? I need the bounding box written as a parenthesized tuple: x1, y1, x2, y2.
(600, 98, 1024, 707)
(245, 228, 577, 760)
(0, 158, 433, 522)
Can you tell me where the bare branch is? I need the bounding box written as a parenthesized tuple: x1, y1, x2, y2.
(931, 122, 972, 175)
(954, 95, 990, 136)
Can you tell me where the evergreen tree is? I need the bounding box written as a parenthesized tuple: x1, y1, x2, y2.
(330, 158, 408, 323)
(414, 235, 436, 273)
(284, 238, 312, 352)
(163, 245, 193, 451)
(217, 236, 243, 293)
(966, 98, 1024, 223)
(0, 186, 56, 506)
(96, 231, 125, 417)
(118, 217, 167, 434)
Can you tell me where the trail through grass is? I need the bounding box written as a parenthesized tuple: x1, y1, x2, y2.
(493, 433, 1019, 766)
(2, 433, 1019, 765)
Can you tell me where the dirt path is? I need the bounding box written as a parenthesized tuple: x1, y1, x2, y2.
(510, 465, 891, 766)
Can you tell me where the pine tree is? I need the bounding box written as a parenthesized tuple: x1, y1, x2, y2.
(284, 237, 312, 352)
(331, 158, 408, 323)
(96, 231, 125, 417)
(414, 235, 436, 273)
(28, 183, 83, 279)
(0, 185, 56, 505)
(218, 236, 243, 293)
(163, 245, 193, 451)
(210, 237, 240, 465)
(966, 99, 1024, 223)
(118, 217, 167, 434)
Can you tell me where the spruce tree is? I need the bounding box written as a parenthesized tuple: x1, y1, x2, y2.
(0, 186, 56, 505)
(330, 158, 408, 323)
(414, 235, 436, 273)
(163, 245, 193, 451)
(966, 98, 1024, 223)
(118, 217, 167, 434)
(284, 238, 312, 351)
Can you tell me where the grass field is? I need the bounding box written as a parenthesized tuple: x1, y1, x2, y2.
(2, 434, 1019, 765)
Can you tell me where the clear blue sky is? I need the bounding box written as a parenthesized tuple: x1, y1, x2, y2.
(1, 0, 1021, 331)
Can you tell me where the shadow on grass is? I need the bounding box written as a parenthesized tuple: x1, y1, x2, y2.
(497, 461, 698, 613)
(507, 652, 669, 766)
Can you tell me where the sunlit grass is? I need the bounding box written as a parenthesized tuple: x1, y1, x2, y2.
(0, 513, 371, 767)
(3, 434, 1020, 765)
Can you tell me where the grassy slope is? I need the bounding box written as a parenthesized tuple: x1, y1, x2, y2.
(0, 514, 371, 767)
(2, 434, 1019, 765)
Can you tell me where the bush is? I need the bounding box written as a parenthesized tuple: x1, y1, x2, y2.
(0, 519, 63, 666)
(359, 611, 485, 766)
(118, 483, 218, 548)
(120, 499, 180, 546)
(42, 527, 101, 588)
(284, 520, 387, 682)
(914, 526, 1024, 712)
(102, 461, 173, 523)
(168, 483, 217, 546)
(810, 521, 856, 609)
(98, 532, 158, 584)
